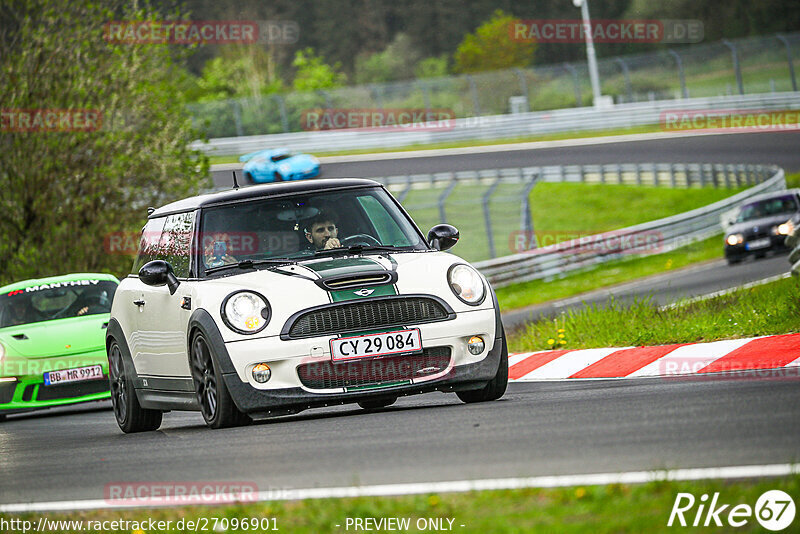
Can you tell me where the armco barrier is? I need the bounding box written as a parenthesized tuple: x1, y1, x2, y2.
(192, 92, 800, 156)
(464, 164, 785, 288)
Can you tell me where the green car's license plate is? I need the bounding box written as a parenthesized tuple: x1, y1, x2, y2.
(44, 365, 103, 386)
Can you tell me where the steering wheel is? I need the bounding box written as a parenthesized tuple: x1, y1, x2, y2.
(340, 234, 381, 247)
(55, 295, 107, 319)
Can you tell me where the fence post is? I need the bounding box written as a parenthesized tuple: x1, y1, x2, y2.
(272, 95, 290, 133)
(722, 39, 745, 95)
(417, 81, 433, 116)
(520, 170, 540, 250)
(776, 35, 798, 92)
(482, 176, 502, 258)
(232, 99, 244, 136)
(371, 85, 384, 109)
(669, 163, 677, 188)
(513, 68, 530, 112)
(465, 75, 482, 116)
(563, 63, 583, 107)
(317, 90, 333, 110)
(438, 176, 458, 224)
(397, 175, 412, 203)
(635, 163, 642, 186)
(614, 57, 633, 103)
(668, 49, 689, 98)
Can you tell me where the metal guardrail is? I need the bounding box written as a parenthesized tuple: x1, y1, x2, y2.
(193, 92, 800, 156)
(456, 164, 786, 288)
(369, 162, 778, 265)
(787, 224, 800, 276)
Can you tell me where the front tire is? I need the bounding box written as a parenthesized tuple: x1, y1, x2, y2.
(244, 172, 255, 184)
(190, 332, 251, 429)
(456, 331, 508, 404)
(0, 414, 6, 423)
(108, 340, 162, 433)
(273, 171, 283, 182)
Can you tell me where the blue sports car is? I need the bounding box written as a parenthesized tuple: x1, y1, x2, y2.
(239, 148, 320, 184)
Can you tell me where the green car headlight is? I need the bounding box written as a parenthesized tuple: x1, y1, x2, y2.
(221, 291, 270, 335)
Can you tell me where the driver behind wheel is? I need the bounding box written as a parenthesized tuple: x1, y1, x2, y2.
(304, 211, 341, 251)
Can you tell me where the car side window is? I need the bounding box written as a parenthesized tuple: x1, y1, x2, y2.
(132, 217, 166, 274)
(159, 212, 195, 278)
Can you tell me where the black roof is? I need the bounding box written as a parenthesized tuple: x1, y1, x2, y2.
(149, 178, 381, 218)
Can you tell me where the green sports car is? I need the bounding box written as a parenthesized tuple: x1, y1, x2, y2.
(0, 273, 118, 420)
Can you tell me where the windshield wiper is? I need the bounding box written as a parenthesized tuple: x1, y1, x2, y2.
(313, 245, 411, 258)
(205, 258, 297, 274)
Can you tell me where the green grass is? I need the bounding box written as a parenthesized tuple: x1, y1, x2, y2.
(496, 234, 723, 311)
(3, 475, 797, 532)
(507, 276, 799, 354)
(423, 182, 743, 264)
(204, 124, 665, 164)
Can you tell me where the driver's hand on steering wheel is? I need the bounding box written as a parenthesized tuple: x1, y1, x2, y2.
(323, 237, 341, 250)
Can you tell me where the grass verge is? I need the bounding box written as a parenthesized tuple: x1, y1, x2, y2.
(495, 234, 723, 311)
(205, 124, 665, 164)
(2, 475, 797, 533)
(507, 276, 799, 354)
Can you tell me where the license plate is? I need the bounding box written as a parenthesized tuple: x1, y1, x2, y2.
(44, 365, 104, 386)
(330, 329, 422, 362)
(745, 238, 771, 250)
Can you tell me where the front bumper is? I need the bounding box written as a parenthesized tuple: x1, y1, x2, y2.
(725, 235, 789, 260)
(205, 307, 499, 415)
(0, 349, 110, 414)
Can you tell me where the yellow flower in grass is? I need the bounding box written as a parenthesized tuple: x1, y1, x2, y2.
(558, 333, 565, 339)
(575, 487, 587, 499)
(559, 340, 566, 345)
(558, 328, 565, 333)
(428, 494, 440, 506)
(547, 338, 556, 345)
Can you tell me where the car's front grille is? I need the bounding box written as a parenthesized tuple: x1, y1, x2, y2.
(0, 381, 16, 404)
(36, 379, 109, 401)
(283, 296, 453, 339)
(297, 347, 452, 389)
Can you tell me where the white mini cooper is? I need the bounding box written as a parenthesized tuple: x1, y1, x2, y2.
(107, 179, 507, 432)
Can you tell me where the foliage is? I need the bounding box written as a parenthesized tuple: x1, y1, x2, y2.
(453, 9, 536, 74)
(414, 55, 450, 79)
(354, 33, 422, 84)
(292, 48, 347, 91)
(0, 0, 210, 284)
(187, 47, 284, 102)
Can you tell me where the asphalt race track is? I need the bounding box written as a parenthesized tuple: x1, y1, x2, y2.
(210, 131, 800, 187)
(2, 377, 799, 505)
(1, 131, 798, 508)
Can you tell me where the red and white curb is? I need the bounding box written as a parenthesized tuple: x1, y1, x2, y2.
(509, 333, 800, 381)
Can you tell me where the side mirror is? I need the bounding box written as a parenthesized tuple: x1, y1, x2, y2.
(139, 260, 180, 295)
(427, 224, 460, 251)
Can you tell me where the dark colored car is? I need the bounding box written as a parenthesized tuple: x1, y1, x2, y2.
(724, 189, 800, 264)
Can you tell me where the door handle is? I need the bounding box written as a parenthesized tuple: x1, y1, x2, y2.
(133, 299, 146, 307)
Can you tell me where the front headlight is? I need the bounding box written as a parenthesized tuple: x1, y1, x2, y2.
(221, 291, 270, 335)
(448, 264, 486, 305)
(726, 234, 744, 246)
(775, 222, 793, 236)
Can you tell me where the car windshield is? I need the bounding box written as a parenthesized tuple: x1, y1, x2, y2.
(198, 187, 426, 275)
(735, 195, 798, 223)
(0, 279, 118, 328)
(271, 153, 291, 162)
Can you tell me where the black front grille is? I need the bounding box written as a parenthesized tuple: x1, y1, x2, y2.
(284, 296, 452, 339)
(0, 382, 16, 404)
(36, 379, 109, 401)
(297, 347, 452, 389)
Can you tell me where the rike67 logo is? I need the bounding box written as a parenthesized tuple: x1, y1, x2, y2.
(668, 490, 795, 530)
